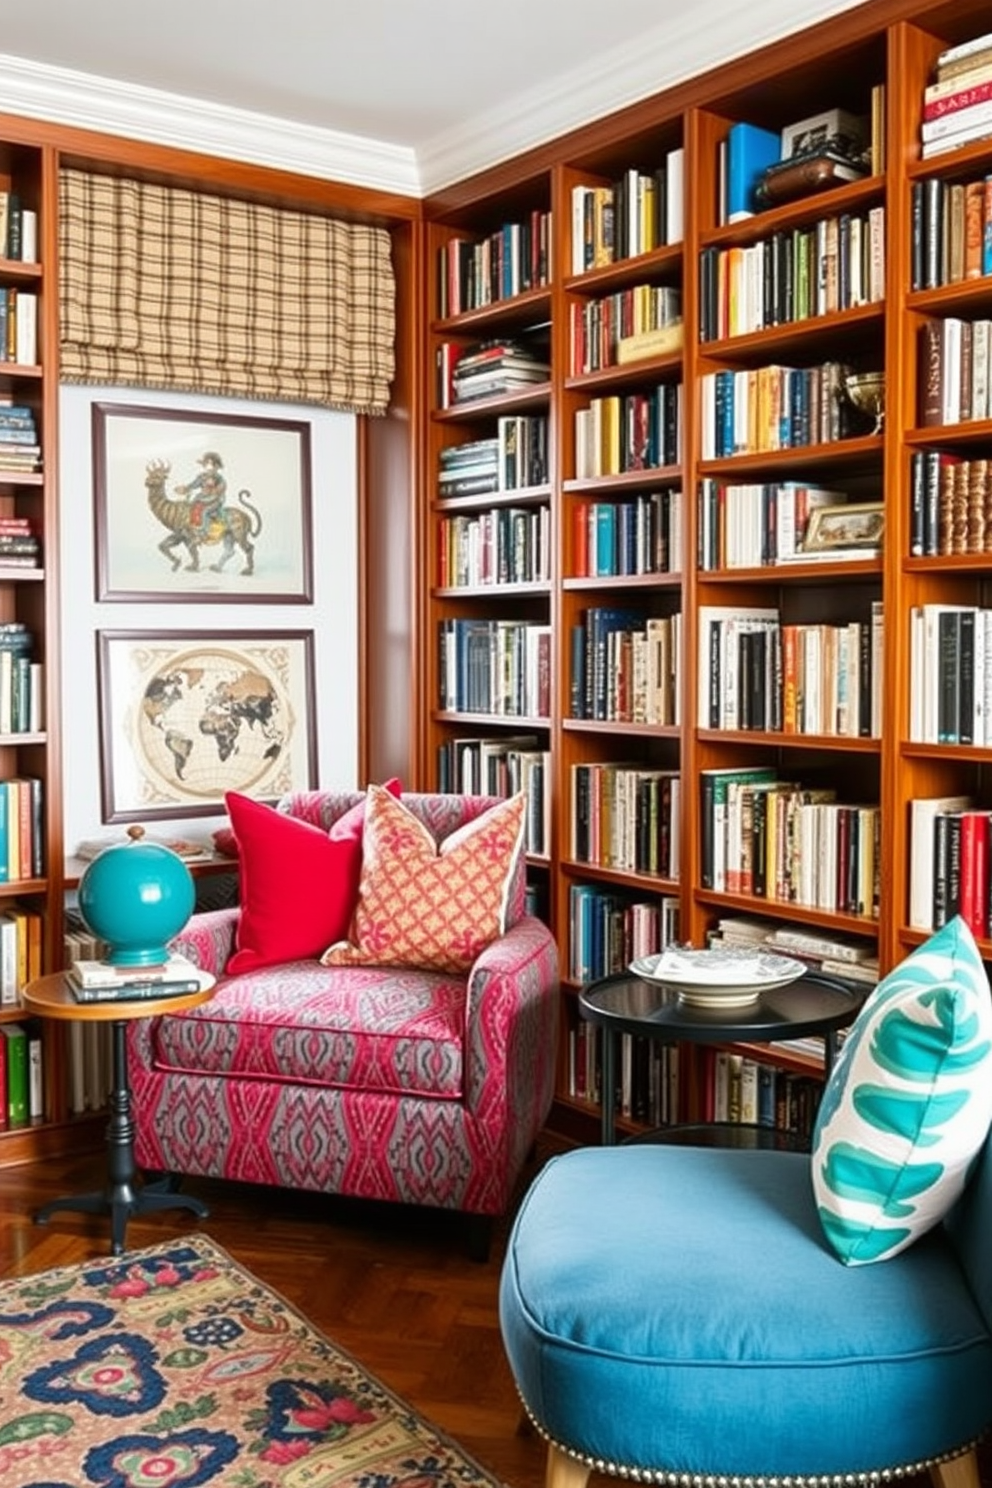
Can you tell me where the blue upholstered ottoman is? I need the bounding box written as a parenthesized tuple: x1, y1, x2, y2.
(499, 1143, 992, 1486)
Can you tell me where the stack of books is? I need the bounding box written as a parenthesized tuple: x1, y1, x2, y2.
(68, 952, 209, 1003)
(922, 31, 992, 157)
(451, 339, 550, 404)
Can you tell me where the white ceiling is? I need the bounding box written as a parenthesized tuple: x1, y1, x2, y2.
(0, 0, 870, 196)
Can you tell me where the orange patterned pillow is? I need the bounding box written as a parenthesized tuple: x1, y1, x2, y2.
(322, 784, 526, 973)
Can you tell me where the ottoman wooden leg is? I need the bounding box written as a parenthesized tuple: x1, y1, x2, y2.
(546, 1444, 591, 1488)
(930, 1449, 980, 1488)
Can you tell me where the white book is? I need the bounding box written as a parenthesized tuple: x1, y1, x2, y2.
(909, 795, 973, 930)
(739, 1058, 759, 1125)
(71, 951, 200, 988)
(27, 1034, 42, 1120)
(922, 96, 992, 142)
(20, 209, 37, 264)
(665, 146, 685, 245)
(972, 319, 990, 422)
(938, 31, 992, 68)
(13, 291, 36, 367)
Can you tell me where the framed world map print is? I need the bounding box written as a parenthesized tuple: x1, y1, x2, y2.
(97, 629, 317, 821)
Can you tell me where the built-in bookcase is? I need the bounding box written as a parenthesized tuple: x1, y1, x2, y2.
(421, 0, 992, 1142)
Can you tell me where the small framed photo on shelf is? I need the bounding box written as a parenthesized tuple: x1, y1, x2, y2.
(802, 501, 885, 553)
(92, 402, 314, 604)
(780, 107, 866, 160)
(97, 629, 318, 822)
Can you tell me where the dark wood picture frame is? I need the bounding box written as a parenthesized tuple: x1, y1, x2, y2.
(92, 402, 314, 603)
(97, 629, 318, 822)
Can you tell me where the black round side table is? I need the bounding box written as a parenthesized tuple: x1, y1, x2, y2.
(578, 968, 865, 1145)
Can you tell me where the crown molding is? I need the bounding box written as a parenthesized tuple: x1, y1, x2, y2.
(1, 0, 868, 200)
(0, 53, 421, 197)
(416, 0, 868, 193)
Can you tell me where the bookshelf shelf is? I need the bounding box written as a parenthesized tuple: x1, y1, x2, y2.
(421, 0, 992, 1141)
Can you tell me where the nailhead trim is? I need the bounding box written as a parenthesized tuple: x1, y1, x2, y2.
(516, 1392, 985, 1487)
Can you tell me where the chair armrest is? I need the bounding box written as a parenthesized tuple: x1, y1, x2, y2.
(465, 915, 560, 1150)
(169, 908, 239, 978)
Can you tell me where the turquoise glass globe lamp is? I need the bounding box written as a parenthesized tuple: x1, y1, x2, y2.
(79, 827, 195, 967)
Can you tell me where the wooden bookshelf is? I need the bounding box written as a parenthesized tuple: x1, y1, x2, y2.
(421, 0, 992, 1141)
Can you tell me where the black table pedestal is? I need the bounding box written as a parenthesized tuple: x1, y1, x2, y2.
(35, 1020, 209, 1255)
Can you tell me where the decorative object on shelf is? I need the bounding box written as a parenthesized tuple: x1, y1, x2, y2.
(841, 370, 886, 435)
(96, 629, 317, 821)
(780, 107, 868, 160)
(628, 947, 806, 1007)
(802, 499, 885, 553)
(92, 401, 314, 603)
(754, 132, 870, 209)
(78, 825, 195, 966)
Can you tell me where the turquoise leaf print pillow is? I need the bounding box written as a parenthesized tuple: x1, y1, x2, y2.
(811, 917, 992, 1266)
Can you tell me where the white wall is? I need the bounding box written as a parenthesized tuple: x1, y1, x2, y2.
(58, 384, 358, 854)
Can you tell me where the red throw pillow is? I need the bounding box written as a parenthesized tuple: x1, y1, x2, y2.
(225, 780, 401, 975)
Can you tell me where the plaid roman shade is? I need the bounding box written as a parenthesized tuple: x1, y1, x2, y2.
(58, 169, 395, 415)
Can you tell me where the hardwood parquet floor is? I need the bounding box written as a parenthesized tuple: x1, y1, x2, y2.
(0, 1132, 575, 1488)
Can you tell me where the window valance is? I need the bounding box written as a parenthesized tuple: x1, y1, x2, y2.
(59, 169, 395, 416)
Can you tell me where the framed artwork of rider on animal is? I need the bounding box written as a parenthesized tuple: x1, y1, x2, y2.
(92, 402, 314, 602)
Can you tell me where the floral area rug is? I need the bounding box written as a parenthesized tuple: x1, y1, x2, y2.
(0, 1233, 507, 1488)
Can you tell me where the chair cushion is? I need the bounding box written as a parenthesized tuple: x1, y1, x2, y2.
(811, 916, 992, 1265)
(145, 960, 466, 1098)
(323, 784, 526, 973)
(225, 780, 400, 974)
(499, 1144, 992, 1479)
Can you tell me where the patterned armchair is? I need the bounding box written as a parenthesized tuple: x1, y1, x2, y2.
(127, 791, 560, 1249)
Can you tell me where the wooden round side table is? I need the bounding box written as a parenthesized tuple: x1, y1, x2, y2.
(21, 971, 216, 1255)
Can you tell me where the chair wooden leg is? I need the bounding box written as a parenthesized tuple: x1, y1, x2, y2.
(546, 1444, 591, 1488)
(930, 1449, 981, 1488)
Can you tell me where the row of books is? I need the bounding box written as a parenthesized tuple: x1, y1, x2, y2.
(697, 480, 856, 570)
(568, 284, 682, 376)
(921, 32, 992, 158)
(0, 288, 38, 370)
(700, 767, 882, 918)
(574, 384, 682, 479)
(0, 514, 42, 571)
(572, 490, 683, 579)
(918, 316, 992, 426)
(436, 337, 550, 409)
(707, 914, 880, 988)
(699, 207, 885, 341)
(909, 452, 992, 558)
(910, 175, 992, 290)
(908, 604, 992, 746)
(0, 905, 42, 1007)
(700, 361, 860, 459)
(570, 608, 681, 726)
(437, 211, 553, 319)
(0, 192, 37, 263)
(437, 618, 551, 719)
(435, 740, 551, 858)
(0, 1020, 42, 1130)
(908, 798, 992, 937)
(571, 765, 681, 880)
(0, 776, 43, 882)
(567, 882, 680, 985)
(437, 504, 550, 589)
(566, 1020, 825, 1137)
(62, 923, 118, 1112)
(697, 603, 884, 739)
(568, 151, 685, 274)
(438, 417, 549, 498)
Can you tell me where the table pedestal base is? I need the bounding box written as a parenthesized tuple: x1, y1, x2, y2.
(34, 1020, 209, 1255)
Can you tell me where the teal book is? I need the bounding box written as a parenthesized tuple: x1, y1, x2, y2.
(725, 122, 780, 223)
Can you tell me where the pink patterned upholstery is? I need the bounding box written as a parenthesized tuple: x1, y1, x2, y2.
(129, 791, 559, 1219)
